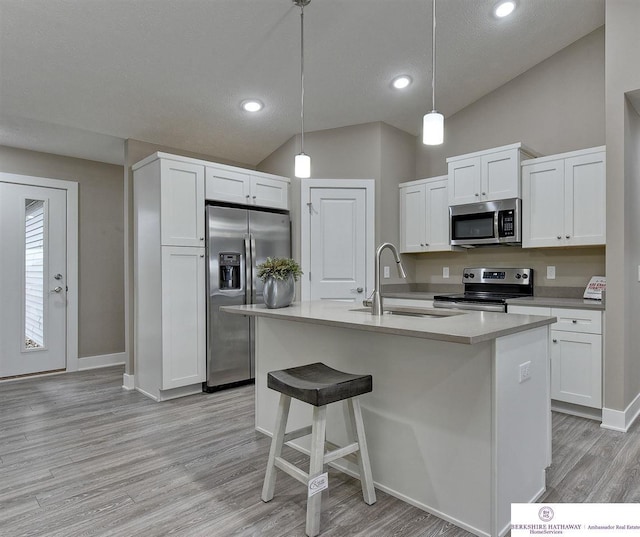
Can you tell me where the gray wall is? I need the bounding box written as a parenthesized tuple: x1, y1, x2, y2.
(0, 145, 125, 358)
(605, 0, 640, 413)
(257, 122, 417, 284)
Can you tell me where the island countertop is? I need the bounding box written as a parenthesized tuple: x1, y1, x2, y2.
(221, 300, 556, 345)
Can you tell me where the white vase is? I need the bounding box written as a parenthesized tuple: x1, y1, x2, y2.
(263, 274, 295, 309)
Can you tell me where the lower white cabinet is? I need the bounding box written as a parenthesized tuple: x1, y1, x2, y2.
(384, 298, 434, 309)
(508, 305, 603, 410)
(160, 247, 206, 390)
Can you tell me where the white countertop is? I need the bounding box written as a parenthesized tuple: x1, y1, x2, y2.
(221, 300, 556, 345)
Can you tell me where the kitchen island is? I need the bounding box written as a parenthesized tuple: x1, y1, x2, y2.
(221, 301, 556, 537)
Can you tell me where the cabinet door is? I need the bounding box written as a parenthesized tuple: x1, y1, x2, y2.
(448, 157, 481, 205)
(425, 179, 451, 251)
(160, 161, 205, 247)
(522, 160, 565, 248)
(565, 152, 606, 246)
(250, 175, 289, 210)
(205, 167, 251, 205)
(551, 330, 602, 408)
(482, 148, 520, 201)
(399, 184, 426, 253)
(161, 247, 206, 390)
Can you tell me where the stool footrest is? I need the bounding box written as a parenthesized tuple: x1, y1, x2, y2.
(275, 456, 309, 486)
(283, 425, 313, 443)
(323, 442, 360, 465)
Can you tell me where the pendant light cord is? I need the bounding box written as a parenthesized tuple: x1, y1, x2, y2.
(300, 3, 305, 154)
(431, 0, 437, 113)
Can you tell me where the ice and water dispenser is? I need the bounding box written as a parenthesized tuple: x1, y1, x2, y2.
(219, 253, 241, 290)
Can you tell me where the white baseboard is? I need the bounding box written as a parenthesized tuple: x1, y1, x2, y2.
(601, 391, 640, 432)
(122, 373, 135, 391)
(77, 352, 125, 371)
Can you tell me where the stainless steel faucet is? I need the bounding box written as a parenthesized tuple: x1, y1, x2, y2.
(370, 242, 406, 315)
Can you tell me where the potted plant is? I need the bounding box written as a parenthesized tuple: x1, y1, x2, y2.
(257, 257, 303, 309)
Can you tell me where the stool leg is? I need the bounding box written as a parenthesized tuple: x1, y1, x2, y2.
(306, 405, 327, 537)
(347, 397, 376, 505)
(262, 394, 291, 503)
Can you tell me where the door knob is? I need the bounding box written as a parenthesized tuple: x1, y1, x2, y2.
(351, 287, 364, 293)
(54, 273, 63, 280)
(51, 286, 63, 293)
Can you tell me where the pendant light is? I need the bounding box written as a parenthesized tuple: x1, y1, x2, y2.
(294, 0, 311, 178)
(423, 0, 444, 145)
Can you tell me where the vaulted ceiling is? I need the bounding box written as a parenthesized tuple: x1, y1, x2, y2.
(0, 0, 604, 166)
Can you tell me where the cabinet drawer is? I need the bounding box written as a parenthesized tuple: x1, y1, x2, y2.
(551, 308, 601, 334)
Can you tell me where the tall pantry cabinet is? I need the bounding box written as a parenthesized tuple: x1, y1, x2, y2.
(134, 154, 206, 401)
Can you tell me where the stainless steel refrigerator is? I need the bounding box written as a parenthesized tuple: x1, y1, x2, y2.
(204, 204, 291, 391)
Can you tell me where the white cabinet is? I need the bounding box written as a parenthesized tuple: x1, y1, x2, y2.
(399, 176, 452, 253)
(447, 143, 535, 206)
(159, 160, 205, 247)
(161, 247, 206, 390)
(522, 146, 606, 248)
(507, 304, 603, 410)
(206, 166, 289, 210)
(133, 153, 207, 401)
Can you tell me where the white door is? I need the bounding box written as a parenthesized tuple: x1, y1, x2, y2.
(307, 187, 368, 301)
(0, 182, 67, 378)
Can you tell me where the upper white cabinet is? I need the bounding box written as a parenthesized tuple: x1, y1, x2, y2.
(399, 176, 452, 253)
(159, 159, 206, 247)
(447, 143, 536, 206)
(206, 166, 289, 210)
(522, 146, 605, 248)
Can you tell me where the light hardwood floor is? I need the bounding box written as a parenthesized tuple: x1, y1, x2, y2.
(1, 366, 638, 537)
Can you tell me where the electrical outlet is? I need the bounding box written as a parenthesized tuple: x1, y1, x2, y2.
(443, 266, 449, 279)
(383, 266, 390, 279)
(546, 266, 556, 280)
(519, 361, 532, 383)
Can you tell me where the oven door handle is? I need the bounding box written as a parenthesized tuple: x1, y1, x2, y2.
(433, 300, 506, 313)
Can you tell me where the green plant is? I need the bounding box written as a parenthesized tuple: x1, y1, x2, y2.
(257, 257, 303, 282)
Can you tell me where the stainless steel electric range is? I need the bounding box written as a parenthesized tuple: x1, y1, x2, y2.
(433, 267, 533, 312)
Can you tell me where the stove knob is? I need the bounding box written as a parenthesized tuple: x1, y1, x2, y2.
(463, 273, 469, 278)
(515, 273, 521, 279)
(469, 273, 475, 278)
(522, 274, 528, 279)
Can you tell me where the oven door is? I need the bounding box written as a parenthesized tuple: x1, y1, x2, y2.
(449, 198, 521, 246)
(433, 299, 506, 312)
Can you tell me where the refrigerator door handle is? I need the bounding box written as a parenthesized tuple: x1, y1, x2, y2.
(250, 235, 257, 304)
(244, 235, 252, 305)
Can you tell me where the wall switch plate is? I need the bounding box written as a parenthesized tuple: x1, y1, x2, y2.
(519, 361, 532, 383)
(383, 266, 390, 279)
(638, 264, 640, 282)
(546, 266, 556, 280)
(443, 266, 449, 279)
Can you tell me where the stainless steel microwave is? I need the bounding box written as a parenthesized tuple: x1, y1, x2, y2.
(449, 198, 521, 247)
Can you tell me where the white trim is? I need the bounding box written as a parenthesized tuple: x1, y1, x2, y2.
(601, 391, 640, 432)
(0, 173, 79, 373)
(300, 179, 375, 302)
(78, 352, 126, 371)
(122, 373, 135, 390)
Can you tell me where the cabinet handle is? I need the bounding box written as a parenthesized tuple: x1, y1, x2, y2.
(245, 194, 250, 199)
(475, 193, 480, 197)
(420, 243, 425, 247)
(481, 192, 486, 196)
(425, 243, 429, 246)
(200, 254, 205, 258)
(552, 339, 557, 343)
(566, 235, 571, 239)
(200, 237, 204, 241)
(252, 195, 256, 199)
(572, 319, 577, 324)
(557, 236, 562, 240)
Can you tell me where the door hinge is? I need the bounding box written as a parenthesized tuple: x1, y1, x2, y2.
(308, 272, 311, 281)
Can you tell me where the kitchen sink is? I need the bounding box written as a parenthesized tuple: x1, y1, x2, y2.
(349, 306, 464, 318)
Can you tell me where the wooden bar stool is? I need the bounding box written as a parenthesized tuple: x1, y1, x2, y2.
(261, 362, 376, 537)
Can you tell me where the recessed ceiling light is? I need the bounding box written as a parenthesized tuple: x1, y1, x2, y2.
(391, 75, 412, 90)
(494, 1, 515, 18)
(241, 99, 264, 112)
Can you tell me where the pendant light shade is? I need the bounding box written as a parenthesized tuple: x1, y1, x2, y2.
(294, 0, 311, 178)
(295, 152, 311, 178)
(423, 0, 444, 146)
(423, 111, 444, 145)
